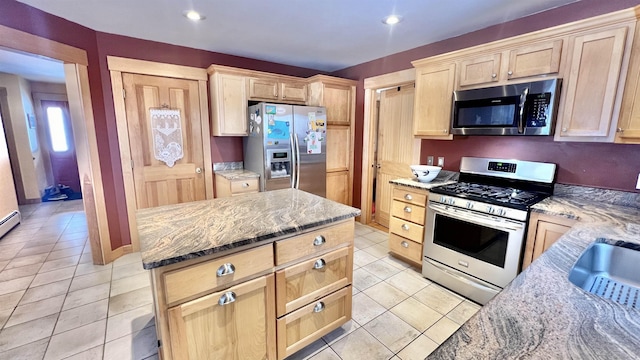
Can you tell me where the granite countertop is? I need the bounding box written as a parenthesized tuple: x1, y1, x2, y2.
(389, 170, 459, 191)
(137, 188, 360, 269)
(214, 169, 260, 180)
(429, 186, 640, 359)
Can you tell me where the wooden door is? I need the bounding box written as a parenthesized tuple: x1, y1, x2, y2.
(413, 63, 455, 138)
(42, 100, 81, 193)
(375, 85, 416, 228)
(458, 53, 501, 87)
(168, 274, 276, 360)
(122, 73, 206, 209)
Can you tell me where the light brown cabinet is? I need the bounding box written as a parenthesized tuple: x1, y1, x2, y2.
(411, 62, 455, 139)
(388, 186, 428, 265)
(248, 77, 308, 103)
(617, 22, 640, 143)
(458, 53, 502, 87)
(215, 175, 259, 198)
(522, 212, 577, 269)
(208, 69, 248, 136)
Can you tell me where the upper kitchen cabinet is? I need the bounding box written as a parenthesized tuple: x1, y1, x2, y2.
(208, 65, 249, 136)
(555, 24, 633, 142)
(307, 76, 355, 126)
(617, 23, 640, 143)
(411, 61, 455, 139)
(248, 76, 307, 103)
(458, 53, 501, 87)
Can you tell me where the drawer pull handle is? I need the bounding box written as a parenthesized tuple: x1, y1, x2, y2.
(404, 206, 412, 213)
(401, 241, 409, 248)
(313, 259, 326, 270)
(313, 235, 326, 246)
(216, 263, 236, 277)
(313, 301, 325, 313)
(404, 194, 412, 201)
(218, 291, 236, 306)
(242, 183, 249, 188)
(401, 224, 410, 231)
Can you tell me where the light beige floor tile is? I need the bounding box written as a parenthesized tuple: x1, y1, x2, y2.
(31, 266, 75, 287)
(352, 268, 382, 291)
(362, 230, 388, 244)
(44, 319, 106, 360)
(353, 249, 378, 268)
(112, 252, 142, 268)
(309, 347, 341, 360)
(63, 345, 103, 360)
(0, 291, 25, 311)
(63, 283, 110, 311)
(364, 311, 420, 353)
(0, 308, 12, 328)
(69, 269, 112, 292)
(20, 279, 71, 305)
(0, 260, 8, 272)
(111, 261, 146, 281)
(4, 253, 48, 269)
(5, 294, 65, 328)
(446, 300, 482, 325)
(424, 317, 461, 344)
(103, 325, 157, 360)
(354, 236, 377, 250)
(54, 298, 109, 334)
(46, 245, 84, 261)
(330, 327, 393, 359)
(17, 243, 55, 256)
(106, 303, 154, 342)
(413, 283, 464, 315)
(381, 255, 411, 269)
(361, 243, 389, 259)
(75, 262, 112, 276)
(0, 244, 25, 261)
(363, 281, 409, 309)
(0, 337, 49, 360)
(110, 272, 151, 297)
(397, 334, 439, 360)
(351, 293, 386, 326)
(79, 252, 94, 264)
(390, 297, 443, 332)
(322, 319, 360, 346)
(23, 236, 60, 248)
(142, 355, 158, 360)
(284, 338, 327, 359)
(0, 276, 34, 296)
(39, 255, 80, 273)
(385, 269, 431, 295)
(0, 263, 41, 282)
(0, 314, 57, 352)
(108, 286, 153, 317)
(362, 259, 403, 280)
(58, 232, 88, 243)
(354, 225, 374, 237)
(52, 239, 86, 251)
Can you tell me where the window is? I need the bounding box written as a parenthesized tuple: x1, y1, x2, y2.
(46, 106, 68, 152)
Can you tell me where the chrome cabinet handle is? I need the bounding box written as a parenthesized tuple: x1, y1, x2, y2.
(507, 70, 513, 76)
(242, 183, 249, 188)
(404, 206, 412, 213)
(313, 235, 326, 246)
(218, 291, 236, 306)
(404, 194, 412, 201)
(313, 301, 325, 313)
(216, 263, 235, 277)
(617, 127, 624, 133)
(195, 167, 202, 174)
(401, 241, 409, 248)
(401, 224, 410, 231)
(562, 128, 567, 132)
(313, 259, 326, 270)
(491, 73, 497, 78)
(442, 129, 448, 134)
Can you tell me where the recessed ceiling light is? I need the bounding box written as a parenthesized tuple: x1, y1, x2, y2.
(382, 15, 401, 25)
(183, 10, 206, 21)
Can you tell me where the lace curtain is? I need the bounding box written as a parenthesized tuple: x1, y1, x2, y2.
(150, 108, 183, 167)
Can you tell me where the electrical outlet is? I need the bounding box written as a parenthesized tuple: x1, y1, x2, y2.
(437, 157, 445, 167)
(427, 156, 434, 166)
(636, 173, 640, 190)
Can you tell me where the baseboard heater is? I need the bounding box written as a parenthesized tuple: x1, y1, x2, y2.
(0, 211, 21, 239)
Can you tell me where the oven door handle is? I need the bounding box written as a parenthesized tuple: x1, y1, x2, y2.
(428, 203, 523, 232)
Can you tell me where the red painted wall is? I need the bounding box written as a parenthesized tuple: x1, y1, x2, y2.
(333, 0, 640, 208)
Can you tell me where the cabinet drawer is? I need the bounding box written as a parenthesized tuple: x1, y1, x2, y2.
(275, 246, 352, 317)
(230, 178, 259, 194)
(390, 200, 426, 224)
(163, 244, 274, 305)
(389, 233, 423, 264)
(389, 217, 424, 243)
(392, 187, 427, 206)
(275, 221, 353, 265)
(276, 286, 352, 360)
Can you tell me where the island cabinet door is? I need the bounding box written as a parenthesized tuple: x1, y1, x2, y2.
(167, 274, 276, 360)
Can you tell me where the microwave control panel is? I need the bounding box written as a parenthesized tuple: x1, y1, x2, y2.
(525, 93, 552, 127)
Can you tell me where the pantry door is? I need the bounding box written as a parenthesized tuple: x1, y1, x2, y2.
(122, 73, 207, 209)
(374, 85, 417, 228)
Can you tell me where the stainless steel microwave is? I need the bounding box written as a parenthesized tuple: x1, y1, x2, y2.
(451, 78, 561, 136)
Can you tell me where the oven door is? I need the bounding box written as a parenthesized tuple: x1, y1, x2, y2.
(424, 202, 526, 288)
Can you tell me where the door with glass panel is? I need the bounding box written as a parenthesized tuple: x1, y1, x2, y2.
(43, 100, 81, 193)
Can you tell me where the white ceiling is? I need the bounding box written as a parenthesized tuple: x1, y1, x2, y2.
(15, 0, 580, 73)
(0, 48, 65, 83)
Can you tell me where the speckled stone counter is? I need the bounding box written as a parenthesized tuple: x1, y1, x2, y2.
(214, 168, 260, 180)
(389, 170, 459, 191)
(137, 188, 360, 269)
(429, 186, 640, 359)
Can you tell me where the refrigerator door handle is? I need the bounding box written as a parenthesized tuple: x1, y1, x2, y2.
(294, 133, 301, 189)
(289, 132, 296, 188)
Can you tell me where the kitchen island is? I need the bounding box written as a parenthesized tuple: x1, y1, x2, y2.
(137, 188, 360, 360)
(428, 187, 640, 359)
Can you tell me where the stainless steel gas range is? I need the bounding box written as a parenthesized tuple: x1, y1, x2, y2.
(422, 157, 556, 305)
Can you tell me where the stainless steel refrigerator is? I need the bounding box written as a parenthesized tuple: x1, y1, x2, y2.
(243, 103, 327, 197)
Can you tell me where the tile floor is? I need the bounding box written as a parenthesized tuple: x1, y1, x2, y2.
(0, 200, 481, 360)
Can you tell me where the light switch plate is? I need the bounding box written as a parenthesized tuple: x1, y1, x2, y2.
(437, 157, 444, 167)
(636, 173, 640, 190)
(427, 156, 434, 166)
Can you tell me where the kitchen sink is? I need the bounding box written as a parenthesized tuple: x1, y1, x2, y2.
(568, 240, 640, 309)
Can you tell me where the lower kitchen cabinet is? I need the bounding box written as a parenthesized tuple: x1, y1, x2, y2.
(215, 175, 259, 197)
(522, 212, 577, 269)
(388, 185, 428, 265)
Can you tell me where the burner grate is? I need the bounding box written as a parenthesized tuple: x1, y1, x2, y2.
(587, 275, 640, 309)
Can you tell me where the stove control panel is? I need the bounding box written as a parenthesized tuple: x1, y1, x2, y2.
(429, 193, 528, 222)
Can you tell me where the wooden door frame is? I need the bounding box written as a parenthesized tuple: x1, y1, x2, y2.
(360, 68, 419, 226)
(0, 24, 112, 264)
(108, 56, 213, 251)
